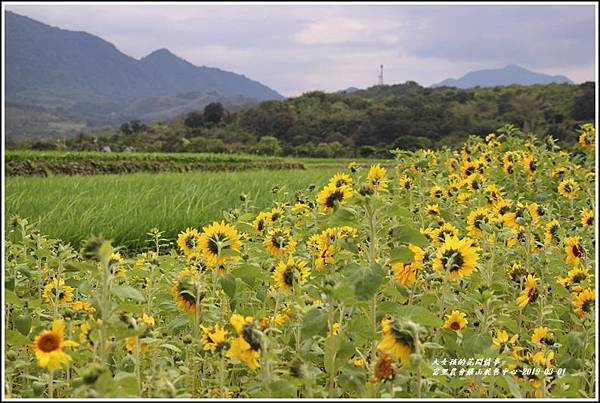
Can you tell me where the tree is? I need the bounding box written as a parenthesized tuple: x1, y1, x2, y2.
(204, 102, 225, 125)
(184, 112, 204, 129)
(254, 136, 282, 156)
(120, 122, 132, 135)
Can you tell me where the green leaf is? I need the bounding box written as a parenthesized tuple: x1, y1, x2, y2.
(328, 206, 356, 226)
(5, 289, 19, 305)
(98, 241, 113, 262)
(389, 246, 415, 264)
(301, 307, 328, 338)
(6, 329, 30, 346)
(111, 285, 145, 302)
(15, 313, 32, 336)
(500, 374, 523, 398)
(351, 264, 385, 301)
(395, 305, 442, 327)
(391, 226, 428, 247)
(64, 261, 97, 273)
(269, 380, 297, 397)
(461, 327, 492, 356)
(324, 335, 355, 374)
(160, 343, 182, 353)
(231, 264, 264, 286)
(220, 272, 236, 301)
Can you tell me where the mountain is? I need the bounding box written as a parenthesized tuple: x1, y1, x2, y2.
(4, 11, 283, 138)
(337, 87, 361, 94)
(431, 64, 574, 88)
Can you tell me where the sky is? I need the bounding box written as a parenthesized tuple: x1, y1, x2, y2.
(5, 2, 597, 96)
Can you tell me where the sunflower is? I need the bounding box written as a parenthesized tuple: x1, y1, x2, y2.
(79, 322, 93, 348)
(315, 245, 336, 271)
(71, 300, 96, 314)
(506, 262, 529, 284)
(252, 211, 272, 233)
(198, 221, 242, 266)
(531, 351, 555, 369)
(33, 319, 79, 370)
(328, 172, 353, 188)
(581, 208, 594, 227)
(502, 162, 515, 175)
(484, 184, 502, 206)
(397, 173, 413, 190)
(526, 203, 545, 223)
(522, 154, 538, 176)
(177, 228, 201, 257)
(264, 227, 297, 257)
(125, 336, 150, 354)
(226, 314, 261, 370)
(201, 324, 229, 352)
(391, 244, 425, 287)
(516, 274, 539, 309)
(430, 186, 446, 200)
(431, 223, 460, 245)
(572, 288, 595, 316)
(531, 327, 554, 345)
(268, 206, 285, 224)
(544, 220, 560, 245)
(172, 268, 202, 313)
(564, 236, 585, 265)
(464, 173, 485, 192)
(557, 179, 580, 199)
(272, 256, 310, 291)
(424, 204, 441, 217)
(291, 203, 310, 226)
(367, 164, 388, 190)
(348, 161, 359, 172)
(466, 207, 494, 238)
(142, 313, 155, 327)
(106, 252, 126, 277)
(551, 166, 566, 178)
(433, 236, 479, 279)
(317, 183, 354, 213)
(578, 127, 595, 150)
(42, 278, 74, 305)
(492, 329, 518, 353)
(494, 199, 518, 230)
(556, 266, 592, 290)
(460, 160, 478, 177)
(371, 351, 398, 383)
(377, 318, 416, 367)
(443, 310, 468, 332)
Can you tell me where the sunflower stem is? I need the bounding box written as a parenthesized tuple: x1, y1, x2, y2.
(48, 370, 54, 398)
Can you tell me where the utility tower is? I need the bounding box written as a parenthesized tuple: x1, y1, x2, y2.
(378, 64, 384, 86)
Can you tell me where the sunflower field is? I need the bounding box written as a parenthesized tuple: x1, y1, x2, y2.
(3, 123, 596, 398)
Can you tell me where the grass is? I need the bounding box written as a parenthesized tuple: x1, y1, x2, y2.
(5, 168, 341, 250)
(6, 150, 282, 162)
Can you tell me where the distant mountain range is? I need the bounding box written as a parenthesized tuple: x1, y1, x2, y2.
(431, 64, 573, 88)
(5, 11, 283, 139)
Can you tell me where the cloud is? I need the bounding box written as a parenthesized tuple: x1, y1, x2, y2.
(5, 4, 596, 96)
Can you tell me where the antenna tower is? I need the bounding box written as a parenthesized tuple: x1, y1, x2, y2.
(378, 65, 384, 86)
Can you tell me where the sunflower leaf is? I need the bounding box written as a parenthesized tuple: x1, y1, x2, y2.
(111, 285, 145, 302)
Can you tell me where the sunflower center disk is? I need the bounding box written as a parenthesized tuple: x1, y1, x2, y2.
(38, 334, 60, 352)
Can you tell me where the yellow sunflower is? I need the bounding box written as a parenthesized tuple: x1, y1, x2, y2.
(226, 314, 261, 370)
(551, 166, 566, 178)
(526, 203, 545, 223)
(291, 202, 310, 226)
(424, 203, 441, 217)
(172, 268, 202, 313)
(446, 157, 460, 173)
(42, 278, 74, 305)
(377, 318, 416, 367)
(506, 262, 529, 284)
(464, 173, 485, 192)
(33, 319, 79, 370)
(391, 244, 425, 287)
(544, 220, 560, 245)
(315, 245, 336, 271)
(367, 164, 388, 190)
(578, 126, 595, 150)
(328, 172, 353, 188)
(522, 154, 538, 176)
(556, 266, 592, 290)
(272, 256, 310, 291)
(581, 208, 594, 227)
(177, 228, 201, 257)
(564, 236, 585, 265)
(557, 178, 580, 199)
(268, 206, 286, 224)
(460, 160, 478, 177)
(516, 274, 539, 309)
(572, 288, 595, 317)
(397, 173, 413, 190)
(466, 207, 494, 238)
(125, 336, 150, 354)
(71, 300, 96, 314)
(430, 186, 446, 200)
(252, 211, 272, 233)
(531, 327, 553, 345)
(433, 236, 479, 279)
(492, 329, 518, 353)
(106, 252, 126, 277)
(484, 184, 502, 206)
(431, 223, 460, 245)
(198, 221, 242, 267)
(317, 183, 354, 213)
(264, 227, 297, 257)
(79, 322, 93, 348)
(443, 310, 468, 332)
(201, 324, 229, 352)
